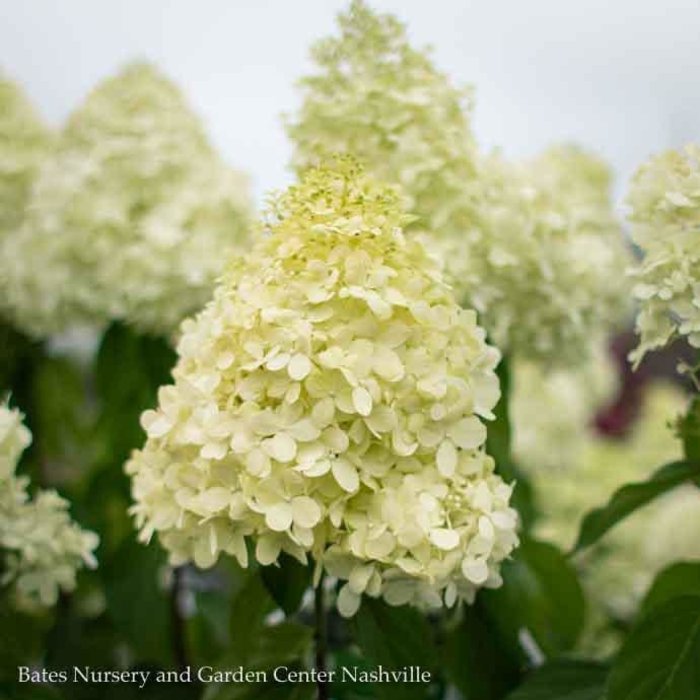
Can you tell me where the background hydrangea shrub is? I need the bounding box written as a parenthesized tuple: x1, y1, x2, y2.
(0, 75, 52, 236)
(288, 2, 631, 365)
(1, 62, 252, 337)
(126, 159, 518, 616)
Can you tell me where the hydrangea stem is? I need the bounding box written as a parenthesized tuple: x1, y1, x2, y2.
(314, 575, 329, 700)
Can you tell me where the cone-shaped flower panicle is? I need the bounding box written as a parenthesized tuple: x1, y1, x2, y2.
(469, 146, 631, 363)
(0, 403, 99, 607)
(126, 159, 518, 615)
(0, 75, 52, 235)
(288, 3, 629, 364)
(0, 75, 52, 321)
(2, 62, 252, 337)
(287, 2, 481, 262)
(627, 144, 700, 365)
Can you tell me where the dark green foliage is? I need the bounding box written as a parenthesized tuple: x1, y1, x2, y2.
(506, 660, 608, 700)
(483, 538, 585, 656)
(261, 553, 313, 617)
(572, 460, 700, 553)
(607, 595, 700, 700)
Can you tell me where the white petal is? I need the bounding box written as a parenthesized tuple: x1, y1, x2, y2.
(291, 496, 322, 528)
(430, 528, 460, 550)
(265, 502, 293, 532)
(141, 410, 172, 438)
(337, 584, 361, 618)
(448, 417, 486, 450)
(256, 536, 282, 565)
(436, 440, 458, 477)
(262, 433, 297, 463)
(462, 558, 489, 584)
(288, 354, 313, 381)
(332, 458, 359, 492)
(266, 353, 290, 371)
(352, 387, 373, 416)
(372, 347, 405, 382)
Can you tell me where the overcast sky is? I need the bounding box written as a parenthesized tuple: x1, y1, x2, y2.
(2, 0, 699, 207)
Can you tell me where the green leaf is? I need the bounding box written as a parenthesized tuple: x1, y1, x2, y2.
(678, 395, 700, 463)
(95, 322, 175, 462)
(188, 589, 232, 664)
(482, 537, 585, 656)
(572, 461, 700, 553)
(486, 357, 536, 529)
(351, 598, 437, 700)
(443, 602, 522, 700)
(608, 595, 700, 700)
(228, 573, 276, 664)
(641, 562, 700, 616)
(210, 611, 313, 700)
(260, 553, 312, 616)
(0, 320, 40, 400)
(506, 660, 607, 700)
(101, 537, 173, 665)
(246, 623, 314, 670)
(0, 599, 52, 678)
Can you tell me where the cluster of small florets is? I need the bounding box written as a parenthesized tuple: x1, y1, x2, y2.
(466, 147, 631, 363)
(286, 1, 482, 289)
(0, 403, 99, 607)
(0, 76, 52, 235)
(288, 3, 629, 365)
(126, 160, 518, 615)
(627, 144, 700, 365)
(2, 62, 251, 338)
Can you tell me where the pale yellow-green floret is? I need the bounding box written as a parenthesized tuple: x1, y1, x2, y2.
(627, 144, 700, 365)
(288, 2, 629, 364)
(0, 403, 99, 608)
(126, 159, 518, 616)
(2, 62, 252, 338)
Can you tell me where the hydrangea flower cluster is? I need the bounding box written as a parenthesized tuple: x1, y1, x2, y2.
(469, 148, 630, 363)
(2, 62, 251, 338)
(525, 381, 695, 637)
(627, 144, 700, 365)
(0, 75, 52, 236)
(287, 3, 629, 364)
(126, 160, 518, 615)
(286, 1, 482, 288)
(511, 339, 618, 471)
(0, 403, 99, 607)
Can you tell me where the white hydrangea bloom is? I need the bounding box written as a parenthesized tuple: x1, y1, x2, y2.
(0, 402, 31, 480)
(528, 382, 693, 624)
(287, 3, 629, 364)
(0, 75, 52, 236)
(468, 148, 631, 363)
(627, 144, 700, 365)
(2, 62, 251, 337)
(0, 403, 99, 607)
(511, 339, 618, 471)
(126, 160, 518, 615)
